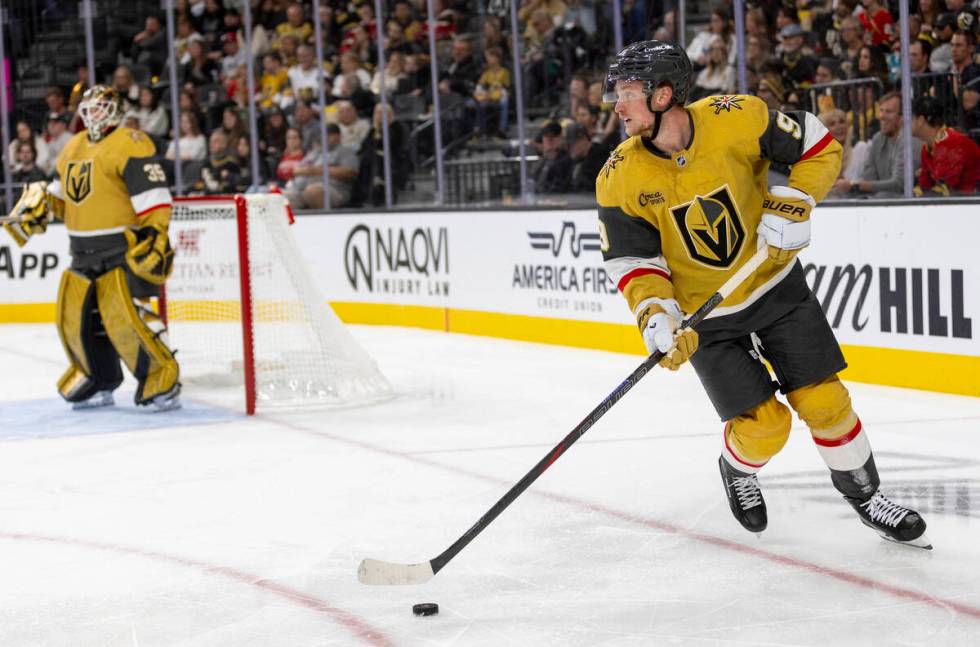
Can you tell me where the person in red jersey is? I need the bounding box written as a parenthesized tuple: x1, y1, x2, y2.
(911, 95, 980, 195)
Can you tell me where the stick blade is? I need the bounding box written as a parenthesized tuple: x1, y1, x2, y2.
(357, 558, 435, 586)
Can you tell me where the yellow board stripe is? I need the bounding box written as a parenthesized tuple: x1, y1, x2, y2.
(3, 301, 977, 397)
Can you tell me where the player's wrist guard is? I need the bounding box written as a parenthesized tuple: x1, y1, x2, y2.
(758, 186, 815, 264)
(124, 224, 174, 285)
(3, 181, 56, 247)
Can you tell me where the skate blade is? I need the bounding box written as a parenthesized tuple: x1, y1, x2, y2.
(72, 393, 115, 410)
(150, 397, 182, 413)
(878, 530, 932, 550)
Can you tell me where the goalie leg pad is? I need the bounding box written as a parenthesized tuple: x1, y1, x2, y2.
(723, 395, 793, 473)
(95, 267, 180, 406)
(56, 269, 124, 402)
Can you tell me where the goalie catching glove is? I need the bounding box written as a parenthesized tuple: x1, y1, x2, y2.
(637, 298, 699, 371)
(757, 186, 815, 264)
(124, 224, 174, 285)
(3, 181, 62, 247)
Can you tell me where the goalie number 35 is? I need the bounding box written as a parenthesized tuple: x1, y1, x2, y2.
(144, 163, 166, 183)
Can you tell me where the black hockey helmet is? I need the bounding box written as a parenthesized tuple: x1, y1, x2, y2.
(602, 40, 694, 108)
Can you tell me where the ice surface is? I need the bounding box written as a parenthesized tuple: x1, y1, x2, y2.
(0, 323, 978, 646)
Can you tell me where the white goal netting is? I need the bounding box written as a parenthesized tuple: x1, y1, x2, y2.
(164, 194, 391, 411)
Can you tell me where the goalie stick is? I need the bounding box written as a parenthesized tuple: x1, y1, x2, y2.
(358, 243, 771, 586)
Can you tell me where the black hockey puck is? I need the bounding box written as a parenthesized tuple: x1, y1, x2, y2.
(412, 602, 439, 616)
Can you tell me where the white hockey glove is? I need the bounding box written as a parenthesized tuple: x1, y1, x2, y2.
(757, 186, 815, 264)
(636, 297, 699, 371)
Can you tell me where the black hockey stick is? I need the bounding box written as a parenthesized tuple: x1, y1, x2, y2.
(358, 244, 771, 585)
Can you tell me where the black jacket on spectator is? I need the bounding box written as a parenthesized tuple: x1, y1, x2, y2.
(196, 153, 241, 195)
(533, 150, 574, 194)
(570, 143, 610, 193)
(440, 54, 481, 97)
(181, 60, 220, 88)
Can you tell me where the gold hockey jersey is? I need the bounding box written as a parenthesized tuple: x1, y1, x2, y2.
(595, 94, 841, 321)
(50, 127, 173, 236)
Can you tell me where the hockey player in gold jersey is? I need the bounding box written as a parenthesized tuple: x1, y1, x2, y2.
(4, 85, 180, 411)
(596, 41, 929, 548)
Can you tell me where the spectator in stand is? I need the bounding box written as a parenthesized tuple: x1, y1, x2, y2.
(778, 24, 818, 90)
(391, 0, 423, 43)
(275, 2, 313, 49)
(573, 103, 599, 140)
(746, 7, 770, 42)
(518, 0, 568, 25)
(774, 5, 800, 44)
(275, 127, 307, 185)
(565, 123, 608, 193)
(166, 112, 208, 162)
(259, 52, 294, 110)
(182, 36, 220, 89)
(174, 14, 201, 65)
(385, 21, 419, 59)
(196, 130, 241, 194)
(687, 9, 736, 69)
(199, 0, 226, 46)
(746, 35, 773, 74)
(220, 31, 249, 81)
(440, 34, 481, 98)
(234, 135, 259, 191)
(259, 105, 289, 164)
(335, 100, 371, 152)
(372, 52, 410, 97)
(278, 34, 301, 68)
(823, 108, 872, 194)
(219, 106, 247, 146)
(297, 123, 359, 209)
(910, 39, 933, 74)
(587, 80, 619, 146)
(356, 2, 379, 40)
(813, 59, 845, 113)
(132, 13, 168, 75)
(289, 44, 323, 105)
(368, 103, 410, 198)
(9, 121, 49, 175)
(532, 121, 572, 194)
(473, 47, 511, 139)
(911, 95, 980, 194)
(522, 10, 558, 105)
(919, 0, 944, 32)
(112, 65, 140, 111)
(553, 74, 589, 122)
(12, 143, 49, 196)
(756, 73, 786, 110)
(692, 37, 737, 99)
(178, 88, 206, 138)
(401, 54, 431, 97)
(292, 101, 320, 151)
(951, 30, 980, 79)
(44, 87, 69, 123)
(859, 0, 895, 47)
(931, 13, 958, 72)
(336, 52, 373, 96)
(344, 24, 378, 71)
(481, 16, 510, 66)
(43, 112, 69, 163)
(834, 16, 865, 79)
(845, 92, 923, 196)
(857, 44, 890, 84)
(132, 88, 168, 138)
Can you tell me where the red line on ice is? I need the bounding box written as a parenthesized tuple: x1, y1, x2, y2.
(0, 531, 395, 647)
(277, 419, 980, 622)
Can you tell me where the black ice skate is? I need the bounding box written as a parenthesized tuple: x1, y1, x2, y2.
(718, 456, 767, 533)
(846, 490, 932, 550)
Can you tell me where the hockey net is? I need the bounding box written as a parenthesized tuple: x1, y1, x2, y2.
(163, 193, 391, 413)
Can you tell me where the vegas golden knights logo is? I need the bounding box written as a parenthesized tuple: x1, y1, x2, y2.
(670, 185, 745, 268)
(65, 161, 93, 203)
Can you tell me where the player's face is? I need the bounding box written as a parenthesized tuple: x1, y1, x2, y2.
(612, 81, 654, 137)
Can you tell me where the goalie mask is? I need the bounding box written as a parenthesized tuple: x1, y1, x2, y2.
(79, 85, 124, 142)
(602, 40, 693, 139)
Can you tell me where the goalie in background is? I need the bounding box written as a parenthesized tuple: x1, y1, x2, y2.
(596, 41, 929, 548)
(4, 85, 181, 412)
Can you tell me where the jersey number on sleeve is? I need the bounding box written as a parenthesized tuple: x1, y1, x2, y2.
(144, 163, 166, 183)
(774, 112, 802, 140)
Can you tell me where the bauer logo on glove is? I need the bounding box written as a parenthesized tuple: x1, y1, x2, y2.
(124, 224, 175, 285)
(757, 186, 815, 264)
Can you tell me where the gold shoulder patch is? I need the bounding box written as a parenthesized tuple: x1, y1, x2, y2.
(601, 149, 625, 179)
(708, 95, 744, 114)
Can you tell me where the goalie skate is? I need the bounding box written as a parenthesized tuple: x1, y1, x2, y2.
(846, 491, 932, 550)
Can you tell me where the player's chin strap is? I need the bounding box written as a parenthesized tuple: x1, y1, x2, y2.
(646, 95, 668, 140)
